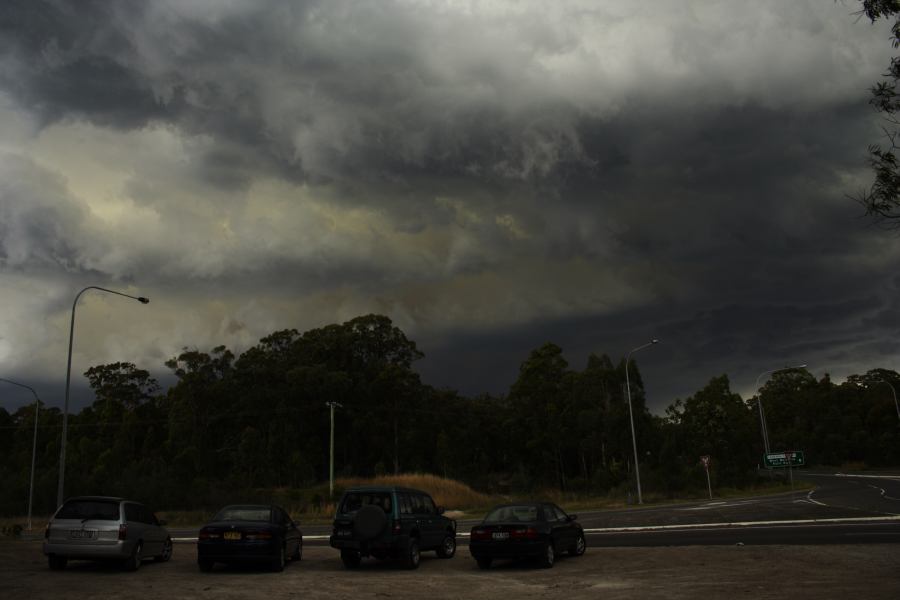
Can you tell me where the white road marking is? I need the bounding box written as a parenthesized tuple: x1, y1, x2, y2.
(171, 515, 900, 542)
(581, 515, 900, 534)
(806, 490, 828, 507)
(833, 473, 900, 481)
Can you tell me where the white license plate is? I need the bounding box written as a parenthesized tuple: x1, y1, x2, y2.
(491, 532, 509, 540)
(70, 530, 96, 539)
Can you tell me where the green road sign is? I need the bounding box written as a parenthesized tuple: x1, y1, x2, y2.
(764, 450, 805, 468)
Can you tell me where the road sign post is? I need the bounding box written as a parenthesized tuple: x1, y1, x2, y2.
(785, 451, 794, 491)
(700, 455, 712, 499)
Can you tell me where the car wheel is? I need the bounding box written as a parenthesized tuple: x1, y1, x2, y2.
(198, 558, 214, 572)
(341, 549, 361, 569)
(476, 557, 492, 570)
(402, 537, 420, 570)
(539, 541, 555, 568)
(155, 538, 173, 562)
(124, 542, 143, 572)
(436, 533, 456, 558)
(271, 544, 286, 572)
(291, 539, 302, 561)
(48, 555, 67, 571)
(569, 532, 586, 556)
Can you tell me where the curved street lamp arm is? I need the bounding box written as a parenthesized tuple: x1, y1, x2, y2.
(754, 363, 808, 457)
(874, 380, 900, 423)
(57, 286, 150, 507)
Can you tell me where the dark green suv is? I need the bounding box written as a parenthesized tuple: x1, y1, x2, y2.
(329, 486, 456, 569)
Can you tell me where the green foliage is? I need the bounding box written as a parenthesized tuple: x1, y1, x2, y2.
(1, 313, 898, 516)
(857, 0, 900, 226)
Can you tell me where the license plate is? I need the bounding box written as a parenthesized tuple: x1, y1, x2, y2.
(224, 531, 241, 540)
(70, 530, 95, 539)
(492, 532, 509, 540)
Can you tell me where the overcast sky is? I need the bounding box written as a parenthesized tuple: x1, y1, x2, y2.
(1, 0, 899, 414)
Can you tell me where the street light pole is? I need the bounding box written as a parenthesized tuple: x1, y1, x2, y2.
(0, 378, 41, 531)
(326, 401, 343, 498)
(624, 339, 659, 505)
(754, 364, 807, 457)
(874, 380, 900, 424)
(57, 287, 149, 507)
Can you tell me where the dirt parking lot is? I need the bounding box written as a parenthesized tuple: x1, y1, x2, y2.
(2, 540, 899, 600)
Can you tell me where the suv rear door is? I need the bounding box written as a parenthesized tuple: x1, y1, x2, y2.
(414, 493, 443, 549)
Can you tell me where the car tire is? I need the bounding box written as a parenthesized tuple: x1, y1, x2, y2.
(539, 541, 555, 568)
(291, 539, 302, 561)
(436, 533, 456, 558)
(569, 532, 586, 557)
(341, 549, 361, 569)
(155, 538, 173, 562)
(476, 557, 492, 570)
(271, 544, 286, 572)
(402, 537, 420, 570)
(48, 555, 67, 571)
(353, 505, 388, 540)
(124, 542, 142, 572)
(198, 558, 214, 572)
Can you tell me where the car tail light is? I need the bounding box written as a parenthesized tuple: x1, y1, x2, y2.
(118, 524, 127, 541)
(198, 528, 221, 540)
(392, 520, 401, 534)
(470, 528, 491, 541)
(510, 527, 538, 540)
(244, 530, 273, 540)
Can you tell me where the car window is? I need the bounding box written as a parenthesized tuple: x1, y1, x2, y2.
(555, 506, 570, 522)
(56, 499, 120, 521)
(124, 503, 140, 522)
(213, 507, 272, 522)
(399, 493, 413, 515)
(340, 492, 392, 514)
(420, 495, 436, 515)
(138, 505, 154, 524)
(484, 505, 539, 523)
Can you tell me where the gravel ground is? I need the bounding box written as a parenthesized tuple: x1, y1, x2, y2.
(3, 540, 899, 600)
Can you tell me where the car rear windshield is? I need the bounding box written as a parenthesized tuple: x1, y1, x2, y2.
(339, 492, 392, 515)
(213, 507, 272, 522)
(56, 500, 120, 521)
(483, 505, 539, 523)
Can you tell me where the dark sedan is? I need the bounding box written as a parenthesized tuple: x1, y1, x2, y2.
(197, 505, 302, 572)
(469, 502, 585, 569)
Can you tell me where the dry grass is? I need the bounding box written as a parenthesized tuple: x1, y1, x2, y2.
(334, 473, 496, 511)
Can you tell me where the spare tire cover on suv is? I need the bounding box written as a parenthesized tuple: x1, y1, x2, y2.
(353, 504, 388, 540)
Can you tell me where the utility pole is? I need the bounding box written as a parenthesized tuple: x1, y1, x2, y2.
(326, 401, 343, 498)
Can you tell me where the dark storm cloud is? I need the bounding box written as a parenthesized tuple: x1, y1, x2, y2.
(0, 154, 96, 273)
(0, 0, 165, 128)
(1, 0, 898, 410)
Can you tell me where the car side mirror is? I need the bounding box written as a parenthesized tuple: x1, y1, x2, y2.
(566, 514, 577, 522)
(437, 506, 445, 515)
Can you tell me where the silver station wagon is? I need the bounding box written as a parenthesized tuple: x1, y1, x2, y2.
(43, 496, 172, 571)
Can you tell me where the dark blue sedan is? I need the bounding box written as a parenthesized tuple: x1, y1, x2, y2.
(197, 505, 302, 572)
(469, 502, 585, 569)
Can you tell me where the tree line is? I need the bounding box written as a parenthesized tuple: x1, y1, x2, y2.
(1, 314, 898, 516)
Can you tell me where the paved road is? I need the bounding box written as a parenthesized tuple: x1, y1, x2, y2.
(169, 471, 900, 547)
